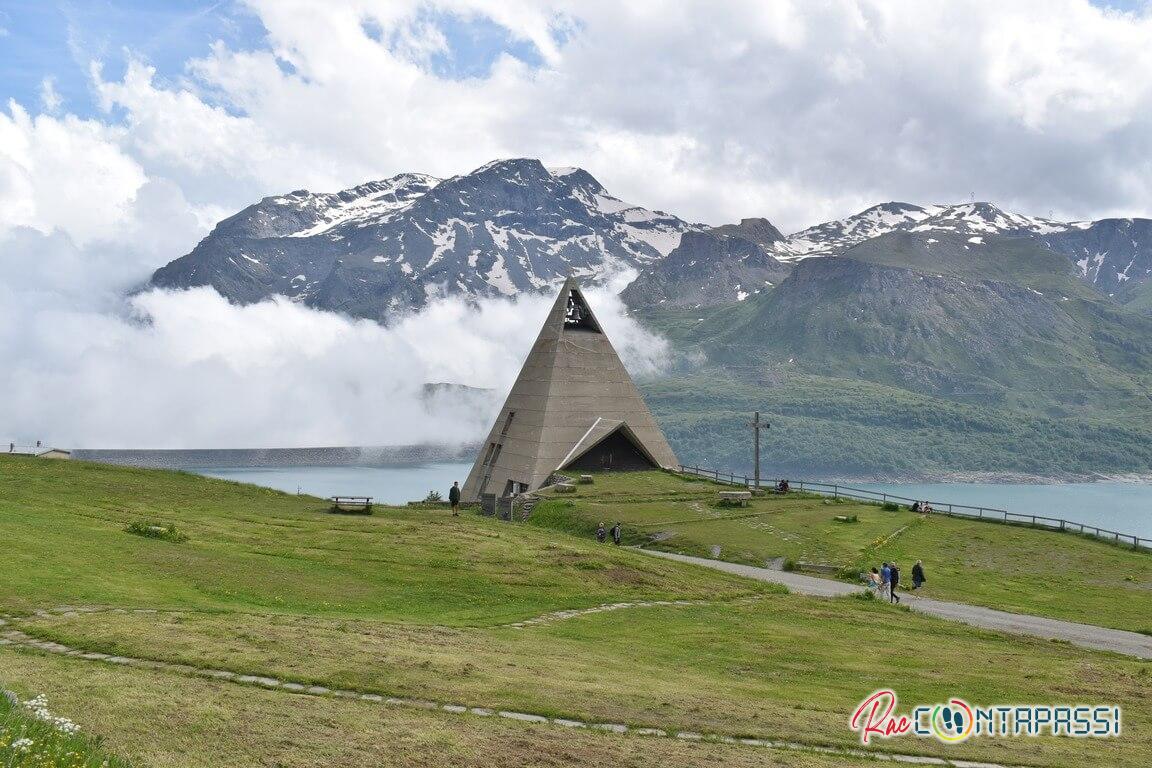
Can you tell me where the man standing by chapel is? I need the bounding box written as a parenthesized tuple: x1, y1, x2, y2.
(449, 481, 461, 516)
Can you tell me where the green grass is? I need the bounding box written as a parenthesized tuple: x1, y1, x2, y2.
(529, 470, 1152, 631)
(0, 651, 874, 768)
(0, 689, 130, 767)
(0, 455, 757, 623)
(15, 597, 1151, 768)
(2, 456, 1150, 767)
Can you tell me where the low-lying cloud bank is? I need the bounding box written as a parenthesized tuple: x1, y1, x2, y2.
(0, 227, 668, 449)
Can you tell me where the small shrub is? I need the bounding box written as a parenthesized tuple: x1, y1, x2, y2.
(125, 520, 188, 543)
(882, 502, 900, 512)
(853, 590, 876, 601)
(781, 558, 797, 572)
(424, 490, 443, 502)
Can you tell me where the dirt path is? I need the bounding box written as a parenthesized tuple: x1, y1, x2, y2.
(638, 549, 1152, 659)
(0, 615, 1016, 768)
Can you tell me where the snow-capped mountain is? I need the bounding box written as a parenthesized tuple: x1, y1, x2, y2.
(771, 202, 1075, 261)
(151, 158, 704, 320)
(621, 219, 792, 309)
(152, 159, 1152, 320)
(1041, 218, 1152, 302)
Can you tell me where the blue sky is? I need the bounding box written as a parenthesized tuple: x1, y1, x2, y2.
(0, 1, 548, 117)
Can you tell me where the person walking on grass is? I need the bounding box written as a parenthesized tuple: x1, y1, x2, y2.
(880, 562, 891, 599)
(912, 559, 926, 590)
(889, 562, 902, 603)
(448, 481, 461, 516)
(596, 521, 607, 543)
(611, 522, 622, 545)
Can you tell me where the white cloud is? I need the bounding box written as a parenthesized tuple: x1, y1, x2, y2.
(0, 102, 146, 245)
(47, 0, 1151, 232)
(39, 78, 62, 113)
(2, 0, 1152, 447)
(0, 227, 668, 448)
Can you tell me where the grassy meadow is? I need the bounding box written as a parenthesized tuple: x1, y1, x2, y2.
(1, 455, 1149, 767)
(529, 471, 1152, 632)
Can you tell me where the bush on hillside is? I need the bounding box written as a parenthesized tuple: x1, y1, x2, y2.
(125, 520, 188, 543)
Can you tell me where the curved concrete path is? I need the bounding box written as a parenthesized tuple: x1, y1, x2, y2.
(639, 550, 1152, 659)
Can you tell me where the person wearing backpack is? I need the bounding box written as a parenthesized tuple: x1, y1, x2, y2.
(889, 563, 902, 603)
(911, 560, 926, 590)
(610, 522, 622, 545)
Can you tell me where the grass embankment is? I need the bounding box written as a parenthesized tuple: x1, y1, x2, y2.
(529, 471, 1152, 632)
(1, 456, 1150, 767)
(0, 690, 130, 767)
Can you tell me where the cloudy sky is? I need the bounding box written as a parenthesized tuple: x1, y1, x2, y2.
(1, 0, 1151, 448)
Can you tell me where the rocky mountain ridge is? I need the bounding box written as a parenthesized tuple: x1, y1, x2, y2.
(152, 158, 704, 321)
(150, 159, 1152, 318)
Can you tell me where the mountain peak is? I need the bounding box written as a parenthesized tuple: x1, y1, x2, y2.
(468, 157, 551, 179)
(710, 217, 785, 246)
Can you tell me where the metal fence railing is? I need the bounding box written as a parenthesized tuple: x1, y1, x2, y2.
(677, 464, 1152, 552)
(3, 443, 43, 456)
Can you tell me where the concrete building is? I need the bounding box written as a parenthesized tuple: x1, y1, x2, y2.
(462, 278, 678, 501)
(37, 449, 72, 460)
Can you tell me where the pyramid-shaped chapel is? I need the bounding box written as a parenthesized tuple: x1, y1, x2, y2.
(462, 278, 679, 501)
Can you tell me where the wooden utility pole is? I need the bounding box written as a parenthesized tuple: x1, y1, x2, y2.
(749, 411, 768, 489)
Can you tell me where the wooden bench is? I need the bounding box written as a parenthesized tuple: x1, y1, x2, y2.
(329, 496, 373, 514)
(718, 490, 752, 507)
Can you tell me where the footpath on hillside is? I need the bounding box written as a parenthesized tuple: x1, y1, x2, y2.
(638, 549, 1152, 659)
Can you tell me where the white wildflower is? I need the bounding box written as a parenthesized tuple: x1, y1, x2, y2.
(21, 694, 81, 734)
(12, 736, 34, 751)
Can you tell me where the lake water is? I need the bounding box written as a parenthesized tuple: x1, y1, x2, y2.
(855, 481, 1152, 539)
(196, 462, 473, 505)
(193, 464, 1152, 539)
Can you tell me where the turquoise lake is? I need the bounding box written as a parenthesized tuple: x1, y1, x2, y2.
(196, 462, 473, 506)
(855, 481, 1152, 539)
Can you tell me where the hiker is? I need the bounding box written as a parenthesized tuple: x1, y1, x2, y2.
(880, 562, 891, 599)
(448, 481, 461, 516)
(911, 559, 926, 590)
(889, 562, 902, 603)
(611, 522, 622, 545)
(596, 521, 607, 543)
(864, 567, 882, 591)
(923, 501, 934, 514)
(910, 500, 921, 513)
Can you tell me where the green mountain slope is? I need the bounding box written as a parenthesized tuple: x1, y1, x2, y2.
(638, 233, 1152, 479)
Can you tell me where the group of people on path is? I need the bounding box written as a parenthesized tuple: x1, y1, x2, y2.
(596, 521, 622, 545)
(865, 560, 926, 602)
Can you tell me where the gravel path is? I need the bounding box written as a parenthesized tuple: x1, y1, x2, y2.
(639, 549, 1152, 659)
